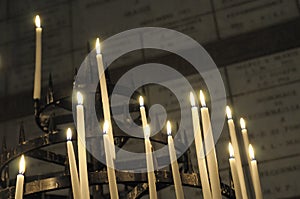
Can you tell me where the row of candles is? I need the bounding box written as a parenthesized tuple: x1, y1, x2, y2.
(13, 15, 263, 199)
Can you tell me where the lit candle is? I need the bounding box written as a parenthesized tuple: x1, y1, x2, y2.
(139, 96, 147, 128)
(143, 125, 157, 199)
(95, 38, 115, 159)
(103, 121, 119, 199)
(66, 128, 80, 199)
(15, 155, 25, 199)
(249, 145, 263, 199)
(226, 106, 248, 199)
(76, 92, 90, 198)
(33, 15, 42, 100)
(199, 91, 221, 199)
(190, 92, 212, 199)
(167, 121, 184, 199)
(228, 143, 242, 199)
(240, 118, 254, 183)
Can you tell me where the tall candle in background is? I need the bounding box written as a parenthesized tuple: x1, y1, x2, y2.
(167, 121, 184, 199)
(103, 121, 119, 199)
(249, 145, 263, 199)
(66, 128, 80, 199)
(33, 15, 42, 100)
(143, 125, 157, 199)
(226, 106, 248, 199)
(95, 38, 115, 159)
(76, 92, 90, 199)
(190, 92, 212, 199)
(228, 143, 242, 199)
(15, 155, 25, 199)
(199, 91, 221, 199)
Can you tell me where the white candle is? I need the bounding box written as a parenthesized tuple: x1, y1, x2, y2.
(15, 155, 25, 199)
(139, 96, 147, 128)
(76, 92, 90, 199)
(66, 128, 80, 199)
(190, 92, 212, 199)
(95, 38, 115, 159)
(228, 143, 242, 199)
(103, 121, 119, 199)
(249, 145, 263, 199)
(143, 125, 157, 199)
(199, 91, 221, 199)
(226, 106, 248, 199)
(167, 121, 184, 199)
(33, 15, 42, 100)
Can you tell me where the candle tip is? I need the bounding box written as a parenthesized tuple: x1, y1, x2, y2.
(103, 120, 109, 134)
(167, 121, 172, 136)
(139, 96, 144, 106)
(228, 143, 234, 158)
(226, 106, 232, 119)
(96, 38, 101, 54)
(144, 124, 150, 138)
(189, 92, 195, 107)
(67, 128, 72, 140)
(35, 15, 41, 28)
(199, 90, 206, 107)
(240, 118, 246, 129)
(249, 144, 255, 160)
(19, 155, 26, 174)
(77, 92, 83, 104)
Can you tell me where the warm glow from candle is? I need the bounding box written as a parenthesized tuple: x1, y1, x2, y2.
(77, 92, 83, 104)
(139, 96, 144, 106)
(167, 121, 171, 136)
(240, 118, 246, 129)
(19, 155, 26, 174)
(103, 120, 109, 134)
(249, 144, 255, 160)
(228, 143, 234, 158)
(96, 38, 101, 54)
(67, 128, 72, 140)
(226, 106, 232, 119)
(35, 15, 41, 28)
(190, 92, 195, 106)
(199, 90, 206, 107)
(144, 124, 150, 138)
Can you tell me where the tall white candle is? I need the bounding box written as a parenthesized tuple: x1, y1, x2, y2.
(228, 143, 242, 199)
(76, 92, 90, 199)
(167, 121, 184, 199)
(199, 91, 221, 199)
(15, 155, 25, 199)
(95, 38, 115, 159)
(103, 121, 119, 199)
(190, 92, 212, 199)
(249, 145, 263, 199)
(143, 125, 157, 199)
(240, 118, 254, 185)
(33, 15, 42, 100)
(66, 128, 80, 199)
(226, 106, 248, 199)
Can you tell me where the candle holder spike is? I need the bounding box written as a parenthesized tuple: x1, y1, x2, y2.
(18, 122, 26, 144)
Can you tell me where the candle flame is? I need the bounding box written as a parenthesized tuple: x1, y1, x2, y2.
(103, 120, 109, 134)
(249, 144, 255, 160)
(77, 92, 83, 104)
(139, 96, 144, 106)
(226, 106, 232, 119)
(35, 15, 41, 28)
(96, 38, 101, 54)
(19, 155, 26, 174)
(167, 120, 171, 136)
(67, 128, 72, 140)
(189, 92, 195, 106)
(240, 118, 246, 129)
(199, 90, 206, 107)
(144, 124, 150, 138)
(228, 143, 234, 158)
